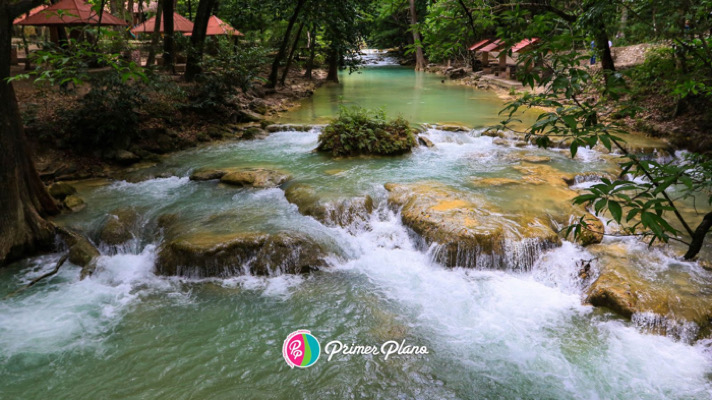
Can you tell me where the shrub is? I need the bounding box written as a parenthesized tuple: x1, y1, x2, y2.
(316, 106, 417, 156)
(66, 72, 146, 150)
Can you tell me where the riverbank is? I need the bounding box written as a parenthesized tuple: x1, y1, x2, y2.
(12, 65, 327, 184)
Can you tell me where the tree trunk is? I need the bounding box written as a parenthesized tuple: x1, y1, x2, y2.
(326, 47, 339, 83)
(683, 212, 712, 260)
(617, 5, 627, 39)
(280, 22, 304, 86)
(162, 0, 175, 73)
(304, 27, 316, 80)
(184, 0, 216, 81)
(266, 0, 305, 88)
(594, 21, 615, 74)
(0, 5, 60, 266)
(146, 0, 163, 66)
(409, 0, 426, 71)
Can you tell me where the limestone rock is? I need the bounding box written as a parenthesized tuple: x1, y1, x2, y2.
(190, 168, 228, 181)
(384, 182, 560, 270)
(418, 136, 435, 148)
(99, 208, 140, 245)
(585, 244, 712, 340)
(220, 168, 291, 188)
(284, 184, 373, 227)
(115, 150, 141, 165)
(156, 232, 327, 277)
(63, 195, 86, 212)
(48, 182, 77, 200)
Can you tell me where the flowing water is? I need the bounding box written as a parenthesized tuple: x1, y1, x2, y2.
(1, 55, 712, 399)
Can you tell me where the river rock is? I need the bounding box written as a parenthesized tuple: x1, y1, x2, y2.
(220, 168, 291, 188)
(48, 182, 77, 200)
(63, 195, 86, 212)
(57, 228, 100, 279)
(190, 168, 228, 181)
(385, 182, 560, 270)
(115, 150, 141, 165)
(504, 153, 551, 163)
(156, 232, 328, 277)
(585, 244, 712, 340)
(284, 184, 373, 227)
(266, 124, 321, 133)
(100, 208, 140, 245)
(237, 109, 264, 123)
(418, 136, 435, 148)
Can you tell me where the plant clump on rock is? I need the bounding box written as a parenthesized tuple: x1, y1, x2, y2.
(316, 106, 417, 156)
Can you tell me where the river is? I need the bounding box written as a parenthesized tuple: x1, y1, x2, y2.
(1, 54, 711, 399)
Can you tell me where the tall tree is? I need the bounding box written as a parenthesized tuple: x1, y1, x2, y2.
(409, 0, 426, 70)
(1, 0, 60, 265)
(280, 21, 304, 86)
(162, 0, 175, 72)
(185, 0, 217, 81)
(266, 0, 306, 88)
(146, 0, 163, 66)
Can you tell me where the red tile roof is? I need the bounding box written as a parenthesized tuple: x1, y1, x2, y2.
(468, 39, 491, 51)
(185, 16, 243, 37)
(512, 38, 540, 53)
(479, 39, 504, 52)
(13, 5, 49, 24)
(131, 12, 194, 34)
(15, 0, 127, 26)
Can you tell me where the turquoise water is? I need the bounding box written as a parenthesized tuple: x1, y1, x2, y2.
(1, 59, 711, 399)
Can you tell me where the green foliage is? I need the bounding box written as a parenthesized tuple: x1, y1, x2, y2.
(9, 29, 145, 87)
(317, 106, 417, 156)
(494, 4, 712, 257)
(65, 72, 146, 150)
(189, 39, 268, 110)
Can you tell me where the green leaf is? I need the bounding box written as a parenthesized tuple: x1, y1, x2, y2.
(608, 200, 622, 223)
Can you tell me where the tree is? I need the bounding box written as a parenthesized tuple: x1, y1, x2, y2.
(1, 0, 60, 265)
(496, 4, 712, 259)
(185, 0, 218, 81)
(408, 0, 426, 70)
(163, 0, 175, 72)
(266, 0, 306, 88)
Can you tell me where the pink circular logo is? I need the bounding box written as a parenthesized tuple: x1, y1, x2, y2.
(282, 330, 320, 368)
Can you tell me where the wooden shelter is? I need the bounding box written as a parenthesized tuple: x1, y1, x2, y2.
(130, 12, 194, 35)
(15, 0, 127, 27)
(185, 16, 243, 37)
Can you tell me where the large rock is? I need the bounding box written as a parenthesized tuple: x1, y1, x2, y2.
(156, 232, 328, 277)
(190, 167, 292, 188)
(385, 182, 560, 270)
(48, 182, 77, 200)
(417, 136, 435, 148)
(63, 195, 86, 212)
(585, 244, 712, 340)
(284, 184, 373, 227)
(57, 228, 100, 279)
(99, 208, 140, 245)
(115, 150, 141, 165)
(220, 168, 291, 188)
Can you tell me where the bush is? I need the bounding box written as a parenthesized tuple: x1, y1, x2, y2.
(316, 106, 417, 156)
(66, 72, 146, 150)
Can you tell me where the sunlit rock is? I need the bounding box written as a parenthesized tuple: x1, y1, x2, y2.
(285, 183, 373, 228)
(585, 243, 712, 341)
(385, 182, 560, 270)
(189, 167, 291, 188)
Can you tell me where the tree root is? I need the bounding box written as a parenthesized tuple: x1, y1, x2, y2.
(4, 253, 68, 299)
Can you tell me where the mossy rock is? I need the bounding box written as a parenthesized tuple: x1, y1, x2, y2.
(99, 208, 140, 245)
(284, 183, 374, 227)
(48, 182, 77, 200)
(385, 182, 560, 270)
(220, 168, 291, 188)
(156, 231, 328, 277)
(63, 195, 86, 212)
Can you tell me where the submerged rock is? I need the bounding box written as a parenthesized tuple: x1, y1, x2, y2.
(585, 244, 712, 341)
(156, 231, 327, 277)
(63, 195, 86, 212)
(190, 167, 291, 188)
(385, 182, 560, 270)
(99, 208, 140, 245)
(284, 183, 373, 227)
(220, 168, 291, 188)
(417, 136, 435, 148)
